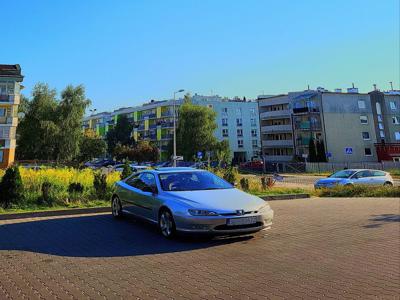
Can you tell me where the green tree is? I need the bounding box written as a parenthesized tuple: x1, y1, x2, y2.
(215, 139, 232, 166)
(308, 138, 317, 162)
(175, 100, 219, 161)
(106, 114, 135, 156)
(0, 166, 24, 208)
(121, 160, 133, 179)
(78, 130, 107, 162)
(316, 140, 327, 162)
(56, 85, 91, 161)
(16, 83, 59, 160)
(134, 140, 159, 163)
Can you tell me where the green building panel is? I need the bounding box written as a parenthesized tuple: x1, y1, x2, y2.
(157, 128, 161, 140)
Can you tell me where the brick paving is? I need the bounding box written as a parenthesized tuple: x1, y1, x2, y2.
(0, 197, 399, 299)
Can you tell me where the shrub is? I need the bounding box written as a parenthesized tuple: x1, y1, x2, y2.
(240, 177, 249, 191)
(93, 172, 107, 199)
(68, 182, 84, 194)
(40, 181, 53, 206)
(223, 167, 238, 185)
(121, 160, 133, 179)
(0, 166, 24, 208)
(316, 185, 400, 198)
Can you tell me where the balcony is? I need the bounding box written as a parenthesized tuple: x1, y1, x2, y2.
(292, 107, 320, 114)
(161, 134, 174, 140)
(261, 124, 292, 133)
(161, 111, 173, 117)
(0, 127, 16, 139)
(0, 94, 20, 105)
(294, 121, 321, 131)
(263, 155, 293, 162)
(260, 110, 291, 119)
(149, 124, 157, 129)
(140, 113, 157, 120)
(262, 139, 293, 147)
(161, 122, 174, 128)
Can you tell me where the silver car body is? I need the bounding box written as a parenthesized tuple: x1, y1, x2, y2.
(113, 167, 274, 235)
(314, 169, 394, 189)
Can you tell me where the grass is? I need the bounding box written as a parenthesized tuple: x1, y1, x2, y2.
(0, 200, 110, 214)
(315, 185, 400, 198)
(250, 187, 310, 197)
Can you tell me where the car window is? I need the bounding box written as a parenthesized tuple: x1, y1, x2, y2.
(139, 173, 156, 187)
(125, 174, 140, 187)
(354, 170, 372, 178)
(372, 170, 386, 177)
(329, 170, 356, 178)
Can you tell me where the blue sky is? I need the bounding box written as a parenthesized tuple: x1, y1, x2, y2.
(1, 0, 399, 112)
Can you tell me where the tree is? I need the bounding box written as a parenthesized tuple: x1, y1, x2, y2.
(121, 160, 133, 179)
(316, 139, 327, 162)
(16, 83, 59, 160)
(215, 140, 232, 167)
(56, 85, 91, 161)
(308, 138, 317, 162)
(106, 114, 135, 156)
(78, 130, 107, 162)
(134, 140, 159, 163)
(174, 100, 219, 161)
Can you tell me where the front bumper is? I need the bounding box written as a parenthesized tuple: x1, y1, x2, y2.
(174, 210, 273, 235)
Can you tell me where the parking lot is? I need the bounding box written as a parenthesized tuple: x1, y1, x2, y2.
(0, 197, 399, 299)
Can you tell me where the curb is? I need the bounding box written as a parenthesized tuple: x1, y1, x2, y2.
(260, 193, 311, 201)
(0, 206, 110, 221)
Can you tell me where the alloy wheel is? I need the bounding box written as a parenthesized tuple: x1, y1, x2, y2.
(112, 197, 121, 218)
(159, 210, 175, 238)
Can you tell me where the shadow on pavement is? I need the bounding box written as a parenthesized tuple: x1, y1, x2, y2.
(363, 214, 400, 229)
(0, 214, 253, 257)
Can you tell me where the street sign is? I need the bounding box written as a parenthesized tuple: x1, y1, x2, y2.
(326, 152, 332, 158)
(345, 147, 353, 155)
(197, 151, 203, 159)
(173, 156, 184, 161)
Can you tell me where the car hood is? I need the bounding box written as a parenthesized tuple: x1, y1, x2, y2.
(163, 188, 266, 211)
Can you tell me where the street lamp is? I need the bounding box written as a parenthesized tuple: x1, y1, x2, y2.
(173, 89, 185, 167)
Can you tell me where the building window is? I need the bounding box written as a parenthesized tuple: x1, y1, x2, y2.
(222, 129, 228, 137)
(380, 130, 385, 138)
(222, 118, 228, 126)
(236, 108, 242, 116)
(237, 139, 243, 148)
(236, 118, 242, 126)
(358, 100, 366, 109)
(395, 132, 400, 140)
(249, 108, 256, 116)
(392, 116, 400, 124)
(252, 139, 258, 148)
(378, 123, 384, 130)
(207, 104, 213, 109)
(360, 115, 368, 124)
(222, 107, 228, 114)
(237, 129, 243, 137)
(364, 148, 372, 156)
(377, 115, 383, 122)
(390, 101, 397, 110)
(250, 118, 256, 126)
(251, 129, 257, 137)
(0, 149, 3, 162)
(0, 139, 5, 148)
(362, 132, 370, 140)
(0, 108, 5, 117)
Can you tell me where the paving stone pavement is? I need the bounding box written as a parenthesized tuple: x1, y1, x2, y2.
(0, 197, 399, 299)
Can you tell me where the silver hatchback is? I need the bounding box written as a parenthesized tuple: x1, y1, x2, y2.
(111, 167, 274, 238)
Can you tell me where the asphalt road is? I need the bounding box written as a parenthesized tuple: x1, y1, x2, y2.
(0, 197, 399, 299)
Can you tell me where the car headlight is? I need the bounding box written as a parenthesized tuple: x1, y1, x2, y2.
(259, 204, 271, 212)
(188, 209, 219, 216)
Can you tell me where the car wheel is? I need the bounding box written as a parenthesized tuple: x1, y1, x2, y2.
(383, 182, 393, 187)
(111, 196, 123, 218)
(159, 209, 176, 239)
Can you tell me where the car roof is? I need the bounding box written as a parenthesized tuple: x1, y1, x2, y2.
(151, 167, 203, 173)
(337, 169, 386, 172)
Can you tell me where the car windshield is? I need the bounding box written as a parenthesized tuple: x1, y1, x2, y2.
(329, 170, 357, 179)
(158, 171, 233, 191)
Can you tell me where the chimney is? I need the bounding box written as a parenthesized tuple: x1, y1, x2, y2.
(334, 88, 342, 93)
(373, 84, 377, 91)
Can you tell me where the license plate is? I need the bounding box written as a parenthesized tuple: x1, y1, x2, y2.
(227, 216, 257, 226)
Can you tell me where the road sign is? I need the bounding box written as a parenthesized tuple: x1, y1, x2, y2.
(326, 152, 332, 158)
(173, 156, 184, 161)
(197, 151, 203, 159)
(345, 147, 353, 155)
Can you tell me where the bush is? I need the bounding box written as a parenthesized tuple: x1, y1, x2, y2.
(0, 166, 24, 208)
(316, 185, 400, 198)
(240, 177, 249, 191)
(121, 160, 133, 179)
(40, 181, 53, 206)
(223, 167, 238, 185)
(93, 172, 107, 199)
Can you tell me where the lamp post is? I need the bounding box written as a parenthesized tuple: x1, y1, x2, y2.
(173, 89, 185, 167)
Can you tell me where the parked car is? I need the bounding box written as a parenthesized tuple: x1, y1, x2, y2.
(314, 169, 394, 189)
(111, 167, 274, 238)
(240, 160, 263, 170)
(87, 159, 119, 169)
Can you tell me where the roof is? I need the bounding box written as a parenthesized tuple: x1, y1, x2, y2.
(0, 64, 23, 79)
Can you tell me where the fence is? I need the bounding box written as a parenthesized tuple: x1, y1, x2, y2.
(305, 162, 400, 173)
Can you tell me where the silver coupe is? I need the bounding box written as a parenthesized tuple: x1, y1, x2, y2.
(111, 167, 274, 238)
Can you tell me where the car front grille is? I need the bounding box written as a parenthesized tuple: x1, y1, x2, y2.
(220, 211, 255, 216)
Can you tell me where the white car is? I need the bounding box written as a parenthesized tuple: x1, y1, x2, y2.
(111, 164, 148, 173)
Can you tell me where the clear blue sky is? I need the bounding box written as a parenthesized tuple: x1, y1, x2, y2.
(1, 0, 399, 112)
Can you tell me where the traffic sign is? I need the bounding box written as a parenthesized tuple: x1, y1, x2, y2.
(173, 156, 184, 161)
(326, 152, 332, 158)
(345, 147, 353, 155)
(197, 151, 203, 159)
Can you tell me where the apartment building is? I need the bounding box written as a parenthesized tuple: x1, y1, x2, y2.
(83, 95, 261, 162)
(0, 64, 23, 169)
(258, 87, 400, 163)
